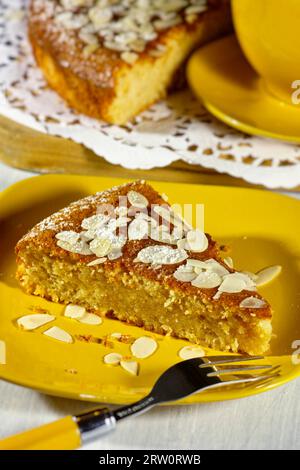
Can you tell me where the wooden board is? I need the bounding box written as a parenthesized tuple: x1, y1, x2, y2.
(0, 114, 297, 190)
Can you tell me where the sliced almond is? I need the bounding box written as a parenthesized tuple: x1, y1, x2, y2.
(240, 297, 267, 309)
(256, 265, 282, 287)
(128, 218, 149, 240)
(153, 205, 191, 231)
(130, 337, 157, 359)
(218, 272, 254, 294)
(43, 326, 73, 344)
(115, 216, 131, 227)
(108, 250, 123, 260)
(81, 214, 110, 231)
(17, 314, 55, 331)
(179, 346, 205, 360)
(78, 313, 103, 325)
(103, 352, 122, 365)
(56, 231, 80, 244)
(120, 360, 139, 376)
(64, 304, 86, 319)
(242, 271, 258, 282)
(187, 259, 208, 269)
(186, 230, 208, 253)
(0, 340, 6, 365)
(150, 226, 174, 244)
(89, 238, 112, 257)
(135, 245, 188, 265)
(173, 268, 197, 282)
(203, 259, 229, 277)
(110, 332, 122, 339)
(192, 271, 222, 289)
(115, 206, 128, 217)
(56, 239, 92, 256)
(127, 190, 148, 209)
(223, 257, 234, 268)
(121, 51, 139, 64)
(87, 257, 107, 266)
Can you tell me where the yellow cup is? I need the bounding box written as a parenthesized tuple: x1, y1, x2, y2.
(232, 0, 300, 104)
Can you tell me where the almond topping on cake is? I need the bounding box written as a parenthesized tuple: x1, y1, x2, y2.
(192, 271, 222, 289)
(240, 297, 267, 309)
(135, 245, 188, 265)
(128, 190, 149, 209)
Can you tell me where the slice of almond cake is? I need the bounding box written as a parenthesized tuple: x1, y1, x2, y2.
(15, 181, 272, 355)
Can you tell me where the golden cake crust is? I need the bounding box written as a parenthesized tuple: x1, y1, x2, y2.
(16, 180, 271, 320)
(28, 0, 232, 123)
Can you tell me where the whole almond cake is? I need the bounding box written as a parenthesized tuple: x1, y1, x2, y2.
(28, 0, 231, 124)
(15, 181, 272, 355)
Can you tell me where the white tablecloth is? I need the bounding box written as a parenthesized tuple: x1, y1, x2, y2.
(0, 162, 299, 450)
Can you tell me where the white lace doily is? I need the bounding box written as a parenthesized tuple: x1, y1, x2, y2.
(1, 0, 300, 189)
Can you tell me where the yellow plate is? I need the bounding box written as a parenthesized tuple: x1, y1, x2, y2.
(0, 174, 299, 405)
(187, 35, 300, 143)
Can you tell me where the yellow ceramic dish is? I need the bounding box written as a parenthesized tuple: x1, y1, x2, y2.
(187, 35, 300, 143)
(0, 174, 299, 405)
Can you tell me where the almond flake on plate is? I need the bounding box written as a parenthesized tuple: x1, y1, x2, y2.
(17, 314, 55, 331)
(120, 360, 139, 376)
(78, 313, 103, 325)
(43, 326, 73, 343)
(64, 304, 86, 319)
(127, 190, 148, 208)
(192, 271, 222, 289)
(103, 352, 122, 365)
(179, 346, 205, 360)
(130, 336, 158, 359)
(110, 332, 122, 339)
(256, 265, 282, 287)
(0, 340, 6, 365)
(239, 297, 267, 309)
(87, 257, 107, 266)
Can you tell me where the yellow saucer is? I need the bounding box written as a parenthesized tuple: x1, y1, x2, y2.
(0, 175, 300, 405)
(187, 35, 300, 143)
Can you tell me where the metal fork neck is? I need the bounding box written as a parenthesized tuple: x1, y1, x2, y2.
(114, 395, 156, 421)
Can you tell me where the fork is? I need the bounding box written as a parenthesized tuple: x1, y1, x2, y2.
(0, 355, 279, 450)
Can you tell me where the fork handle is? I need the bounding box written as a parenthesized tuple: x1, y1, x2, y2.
(0, 408, 116, 450)
(0, 416, 81, 450)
